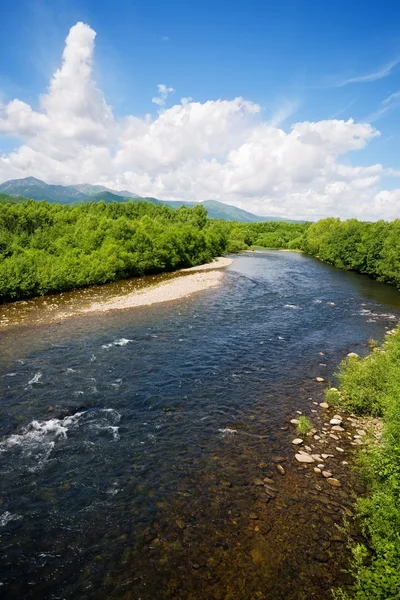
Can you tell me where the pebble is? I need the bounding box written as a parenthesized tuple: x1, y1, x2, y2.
(327, 478, 341, 487)
(276, 465, 285, 475)
(331, 425, 344, 432)
(322, 454, 333, 459)
(330, 418, 342, 426)
(314, 467, 321, 474)
(290, 419, 299, 425)
(356, 429, 366, 436)
(263, 477, 275, 484)
(253, 478, 264, 486)
(329, 434, 339, 440)
(291, 438, 303, 445)
(311, 454, 322, 462)
(336, 447, 345, 453)
(319, 402, 329, 409)
(317, 464, 325, 468)
(322, 471, 333, 478)
(315, 377, 325, 382)
(305, 445, 312, 452)
(347, 352, 359, 358)
(295, 453, 314, 463)
(342, 461, 349, 465)
(314, 435, 321, 440)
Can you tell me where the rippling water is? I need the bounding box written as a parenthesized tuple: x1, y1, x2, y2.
(1, 251, 400, 600)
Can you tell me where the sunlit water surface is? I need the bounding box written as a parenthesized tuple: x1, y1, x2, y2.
(1, 251, 400, 600)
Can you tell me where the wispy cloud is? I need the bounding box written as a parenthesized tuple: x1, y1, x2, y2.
(365, 88, 400, 122)
(330, 98, 357, 119)
(337, 57, 400, 87)
(382, 90, 400, 105)
(267, 98, 300, 127)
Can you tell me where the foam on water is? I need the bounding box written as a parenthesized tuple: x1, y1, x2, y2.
(27, 372, 42, 386)
(101, 338, 133, 349)
(218, 428, 237, 436)
(0, 409, 121, 470)
(0, 511, 22, 527)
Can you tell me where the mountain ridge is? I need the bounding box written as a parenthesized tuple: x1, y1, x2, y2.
(0, 177, 300, 222)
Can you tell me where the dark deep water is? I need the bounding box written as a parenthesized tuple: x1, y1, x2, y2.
(1, 251, 400, 600)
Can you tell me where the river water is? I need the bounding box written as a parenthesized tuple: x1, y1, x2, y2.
(1, 251, 400, 600)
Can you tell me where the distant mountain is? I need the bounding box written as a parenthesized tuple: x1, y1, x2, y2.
(67, 183, 141, 199)
(0, 177, 299, 222)
(0, 177, 87, 204)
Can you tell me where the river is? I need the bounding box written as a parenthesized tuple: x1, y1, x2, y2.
(1, 250, 400, 600)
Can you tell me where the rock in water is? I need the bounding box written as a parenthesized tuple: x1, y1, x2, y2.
(291, 438, 303, 445)
(322, 471, 332, 478)
(295, 453, 315, 463)
(315, 377, 325, 383)
(327, 478, 341, 487)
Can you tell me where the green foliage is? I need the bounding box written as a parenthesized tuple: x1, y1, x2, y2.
(221, 220, 311, 252)
(301, 217, 400, 288)
(296, 415, 312, 435)
(0, 201, 225, 301)
(334, 329, 400, 599)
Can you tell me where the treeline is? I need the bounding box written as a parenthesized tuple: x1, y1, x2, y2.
(0, 198, 313, 302)
(234, 217, 400, 290)
(2, 196, 400, 301)
(0, 201, 229, 301)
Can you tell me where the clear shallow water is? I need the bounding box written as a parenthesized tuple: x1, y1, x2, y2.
(1, 251, 400, 600)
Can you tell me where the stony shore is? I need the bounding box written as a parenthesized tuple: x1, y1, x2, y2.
(74, 257, 233, 315)
(0, 257, 233, 329)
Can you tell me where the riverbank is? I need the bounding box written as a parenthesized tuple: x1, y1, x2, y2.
(327, 327, 400, 599)
(77, 257, 233, 316)
(0, 257, 233, 329)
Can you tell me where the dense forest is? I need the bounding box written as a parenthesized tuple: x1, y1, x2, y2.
(0, 201, 228, 301)
(2, 197, 400, 301)
(0, 199, 309, 301)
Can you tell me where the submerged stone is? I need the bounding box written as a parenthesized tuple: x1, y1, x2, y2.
(291, 438, 303, 445)
(327, 478, 341, 487)
(295, 453, 314, 463)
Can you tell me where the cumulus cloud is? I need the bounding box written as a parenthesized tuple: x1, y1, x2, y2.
(0, 21, 399, 220)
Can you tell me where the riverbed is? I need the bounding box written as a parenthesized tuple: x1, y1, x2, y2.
(1, 250, 400, 599)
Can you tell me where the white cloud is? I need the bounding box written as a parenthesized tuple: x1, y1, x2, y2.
(0, 21, 399, 220)
(337, 57, 400, 87)
(152, 83, 174, 107)
(365, 88, 400, 122)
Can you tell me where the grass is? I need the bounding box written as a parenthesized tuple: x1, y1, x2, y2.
(332, 328, 400, 600)
(296, 415, 312, 436)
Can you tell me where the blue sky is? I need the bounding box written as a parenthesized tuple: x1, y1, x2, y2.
(0, 0, 399, 219)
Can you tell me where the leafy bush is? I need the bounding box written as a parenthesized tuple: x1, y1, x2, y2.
(334, 329, 400, 599)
